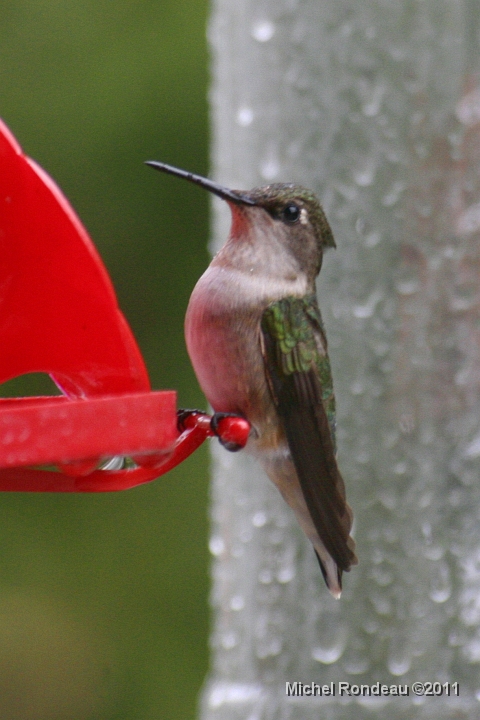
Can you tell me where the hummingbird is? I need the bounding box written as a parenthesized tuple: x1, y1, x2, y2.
(146, 161, 357, 598)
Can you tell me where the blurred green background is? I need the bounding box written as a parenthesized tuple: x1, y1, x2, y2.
(0, 1, 211, 718)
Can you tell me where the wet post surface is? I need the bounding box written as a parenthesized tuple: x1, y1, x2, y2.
(201, 1, 480, 718)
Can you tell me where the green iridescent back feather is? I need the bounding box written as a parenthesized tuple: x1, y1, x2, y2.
(261, 295, 337, 451)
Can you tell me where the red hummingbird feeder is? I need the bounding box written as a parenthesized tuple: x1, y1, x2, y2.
(0, 119, 250, 492)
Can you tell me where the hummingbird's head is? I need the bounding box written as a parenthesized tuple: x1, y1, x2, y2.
(146, 162, 334, 280)
(243, 183, 335, 272)
(245, 183, 335, 250)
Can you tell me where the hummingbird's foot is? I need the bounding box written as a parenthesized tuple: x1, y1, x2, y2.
(211, 412, 251, 452)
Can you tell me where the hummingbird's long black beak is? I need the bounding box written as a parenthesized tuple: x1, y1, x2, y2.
(145, 161, 256, 205)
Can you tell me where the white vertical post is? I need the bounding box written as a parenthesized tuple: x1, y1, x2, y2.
(201, 2, 480, 717)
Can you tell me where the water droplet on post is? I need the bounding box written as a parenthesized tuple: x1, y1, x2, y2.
(236, 107, 254, 127)
(251, 20, 275, 42)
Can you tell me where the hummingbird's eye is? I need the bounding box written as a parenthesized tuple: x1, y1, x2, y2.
(282, 203, 300, 224)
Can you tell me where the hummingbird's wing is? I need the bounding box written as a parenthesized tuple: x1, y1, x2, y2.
(260, 295, 357, 584)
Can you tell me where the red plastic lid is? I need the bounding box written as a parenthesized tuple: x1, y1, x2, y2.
(0, 118, 150, 398)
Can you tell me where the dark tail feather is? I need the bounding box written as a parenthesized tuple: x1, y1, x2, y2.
(315, 550, 343, 597)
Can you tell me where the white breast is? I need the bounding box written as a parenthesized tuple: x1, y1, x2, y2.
(185, 265, 308, 415)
